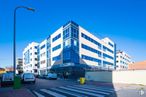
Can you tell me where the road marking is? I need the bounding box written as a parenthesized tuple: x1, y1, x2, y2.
(59, 86, 105, 97)
(81, 85, 116, 91)
(74, 85, 114, 93)
(40, 89, 66, 97)
(51, 88, 87, 97)
(33, 91, 45, 97)
(66, 85, 110, 95)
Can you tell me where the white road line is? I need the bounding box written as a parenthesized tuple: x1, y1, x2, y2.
(59, 86, 105, 97)
(51, 88, 87, 97)
(73, 85, 114, 93)
(33, 91, 45, 97)
(40, 89, 66, 97)
(79, 85, 115, 91)
(66, 86, 110, 95)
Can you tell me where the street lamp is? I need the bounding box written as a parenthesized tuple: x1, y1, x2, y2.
(13, 6, 35, 81)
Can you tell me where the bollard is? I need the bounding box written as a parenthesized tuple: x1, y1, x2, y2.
(80, 77, 85, 85)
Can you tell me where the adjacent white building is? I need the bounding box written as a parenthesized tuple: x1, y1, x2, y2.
(116, 50, 132, 70)
(79, 27, 116, 70)
(23, 42, 39, 75)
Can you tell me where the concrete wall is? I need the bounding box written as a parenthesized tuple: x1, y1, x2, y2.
(85, 70, 146, 85)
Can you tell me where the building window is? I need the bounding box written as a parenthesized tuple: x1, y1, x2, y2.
(34, 52, 37, 55)
(82, 44, 101, 57)
(103, 46, 113, 54)
(103, 53, 113, 59)
(52, 34, 61, 42)
(34, 69, 37, 73)
(41, 60, 45, 64)
(34, 46, 38, 49)
(63, 28, 70, 39)
(108, 42, 114, 47)
(52, 44, 61, 51)
(52, 55, 61, 61)
(103, 61, 113, 66)
(81, 33, 101, 49)
(40, 44, 45, 49)
(82, 54, 101, 63)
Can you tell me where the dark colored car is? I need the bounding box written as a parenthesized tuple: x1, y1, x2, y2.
(1, 72, 14, 87)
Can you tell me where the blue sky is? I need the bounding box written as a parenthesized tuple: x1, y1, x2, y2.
(0, 0, 146, 68)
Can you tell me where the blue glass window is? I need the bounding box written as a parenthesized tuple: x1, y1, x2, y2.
(52, 44, 61, 51)
(40, 44, 45, 49)
(103, 46, 113, 53)
(82, 54, 101, 63)
(108, 42, 114, 47)
(103, 61, 113, 65)
(52, 34, 61, 42)
(34, 46, 38, 49)
(82, 44, 101, 57)
(24, 50, 30, 64)
(103, 53, 113, 59)
(52, 55, 61, 61)
(81, 33, 101, 49)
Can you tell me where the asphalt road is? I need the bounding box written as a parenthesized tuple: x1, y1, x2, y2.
(23, 78, 79, 91)
(1, 78, 146, 97)
(23, 78, 117, 97)
(23, 78, 146, 97)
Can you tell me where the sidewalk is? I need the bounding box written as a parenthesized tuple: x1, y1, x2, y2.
(85, 80, 146, 90)
(0, 87, 35, 97)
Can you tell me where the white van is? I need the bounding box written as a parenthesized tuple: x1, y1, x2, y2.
(21, 73, 36, 84)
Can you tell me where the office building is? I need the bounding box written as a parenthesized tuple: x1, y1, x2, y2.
(116, 50, 131, 70)
(23, 21, 116, 78)
(16, 58, 23, 74)
(23, 42, 39, 75)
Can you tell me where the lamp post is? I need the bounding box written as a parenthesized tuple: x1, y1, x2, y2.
(13, 6, 35, 81)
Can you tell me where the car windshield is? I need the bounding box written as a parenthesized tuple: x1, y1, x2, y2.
(24, 73, 34, 78)
(3, 73, 13, 80)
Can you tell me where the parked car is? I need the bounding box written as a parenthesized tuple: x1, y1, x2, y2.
(21, 73, 36, 84)
(1, 72, 14, 87)
(46, 73, 57, 80)
(38, 75, 47, 79)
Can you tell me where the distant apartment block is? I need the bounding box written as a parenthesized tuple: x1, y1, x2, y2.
(23, 21, 116, 77)
(16, 58, 23, 74)
(116, 50, 132, 70)
(23, 42, 39, 75)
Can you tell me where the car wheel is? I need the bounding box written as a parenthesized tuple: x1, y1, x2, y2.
(1, 82, 4, 87)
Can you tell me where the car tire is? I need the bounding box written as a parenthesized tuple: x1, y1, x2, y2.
(1, 82, 4, 87)
(33, 81, 35, 84)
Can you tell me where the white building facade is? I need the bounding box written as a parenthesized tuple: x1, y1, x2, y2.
(116, 50, 131, 70)
(23, 21, 117, 77)
(23, 42, 39, 75)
